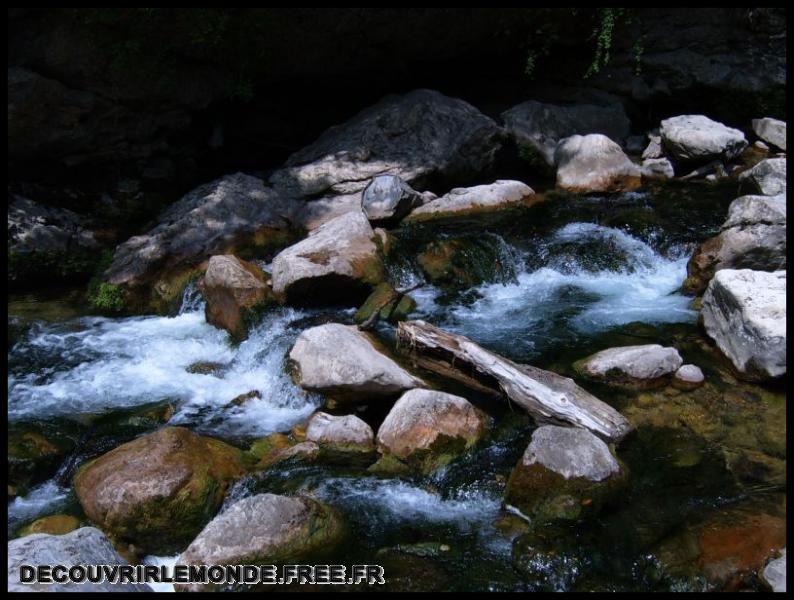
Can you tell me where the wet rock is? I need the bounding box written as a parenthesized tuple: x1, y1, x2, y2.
(289, 323, 423, 402)
(270, 210, 384, 306)
(573, 344, 683, 389)
(104, 173, 298, 314)
(17, 514, 81, 538)
(305, 411, 375, 456)
(660, 115, 747, 164)
(684, 193, 786, 294)
(246, 432, 293, 466)
(198, 254, 272, 341)
(257, 441, 320, 469)
(185, 361, 226, 376)
(226, 390, 261, 408)
(353, 282, 416, 326)
(416, 235, 515, 288)
(407, 180, 534, 221)
(375, 389, 488, 474)
(701, 269, 786, 380)
(752, 117, 786, 151)
(505, 425, 625, 524)
(554, 134, 641, 193)
(8, 426, 75, 492)
(175, 493, 345, 592)
(761, 549, 786, 593)
(270, 89, 504, 228)
(502, 100, 630, 167)
(8, 195, 100, 286)
(8, 527, 152, 592)
(672, 364, 705, 391)
(73, 426, 246, 553)
(512, 528, 584, 591)
(739, 157, 786, 196)
(641, 157, 675, 180)
(361, 175, 424, 225)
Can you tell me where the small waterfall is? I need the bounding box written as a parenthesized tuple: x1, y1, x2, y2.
(178, 280, 205, 314)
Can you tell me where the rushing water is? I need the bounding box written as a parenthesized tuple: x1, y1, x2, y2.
(7, 182, 785, 591)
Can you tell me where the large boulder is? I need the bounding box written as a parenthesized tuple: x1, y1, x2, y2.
(305, 411, 375, 457)
(289, 323, 423, 403)
(73, 426, 246, 553)
(573, 344, 683, 389)
(502, 100, 631, 167)
(375, 389, 489, 474)
(8, 195, 100, 286)
(685, 194, 786, 294)
(175, 494, 345, 592)
(8, 527, 152, 592)
(701, 269, 786, 380)
(752, 118, 786, 151)
(739, 158, 786, 196)
(505, 425, 625, 524)
(407, 180, 534, 221)
(270, 210, 384, 305)
(198, 255, 272, 341)
(103, 173, 298, 314)
(659, 115, 747, 165)
(554, 134, 641, 193)
(270, 89, 503, 197)
(361, 175, 425, 225)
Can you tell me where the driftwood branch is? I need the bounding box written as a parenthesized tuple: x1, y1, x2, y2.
(397, 320, 633, 442)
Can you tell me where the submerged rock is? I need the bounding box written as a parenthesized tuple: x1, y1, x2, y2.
(305, 411, 375, 457)
(573, 345, 683, 389)
(270, 210, 384, 306)
(73, 426, 246, 553)
(502, 100, 630, 167)
(257, 441, 320, 469)
(407, 180, 534, 220)
(289, 323, 423, 402)
(505, 425, 625, 524)
(752, 117, 786, 151)
(738, 157, 786, 196)
(375, 389, 488, 474)
(353, 282, 416, 326)
(175, 493, 345, 592)
(104, 173, 298, 314)
(361, 175, 424, 225)
(761, 549, 786, 593)
(701, 269, 786, 380)
(199, 255, 272, 341)
(8, 527, 152, 592)
(416, 234, 515, 289)
(660, 115, 747, 164)
(684, 193, 786, 294)
(554, 134, 641, 193)
(8, 426, 75, 493)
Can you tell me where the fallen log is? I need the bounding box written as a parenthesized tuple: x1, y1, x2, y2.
(396, 320, 634, 442)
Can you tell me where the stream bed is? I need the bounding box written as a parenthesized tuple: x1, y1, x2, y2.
(7, 181, 786, 591)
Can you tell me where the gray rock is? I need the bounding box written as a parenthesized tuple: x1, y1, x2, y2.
(739, 158, 787, 196)
(761, 548, 786, 593)
(641, 157, 675, 180)
(305, 412, 375, 453)
(407, 180, 534, 220)
(554, 134, 641, 193)
(673, 364, 705, 390)
(270, 210, 384, 305)
(521, 425, 620, 482)
(701, 269, 786, 380)
(660, 115, 747, 164)
(574, 344, 683, 388)
(502, 100, 630, 166)
(7, 527, 152, 592)
(289, 323, 423, 402)
(376, 389, 488, 472)
(752, 118, 786, 151)
(175, 494, 345, 592)
(361, 175, 424, 224)
(270, 89, 503, 217)
(685, 194, 786, 294)
(642, 135, 664, 159)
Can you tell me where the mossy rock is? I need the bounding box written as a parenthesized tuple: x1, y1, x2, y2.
(8, 426, 76, 490)
(185, 361, 227, 376)
(353, 282, 416, 325)
(18, 514, 81, 538)
(73, 426, 246, 553)
(416, 236, 513, 289)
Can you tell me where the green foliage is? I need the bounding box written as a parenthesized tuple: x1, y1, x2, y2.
(584, 8, 627, 78)
(89, 283, 126, 313)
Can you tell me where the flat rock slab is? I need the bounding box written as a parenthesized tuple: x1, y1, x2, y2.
(701, 269, 786, 380)
(574, 344, 683, 388)
(8, 527, 152, 592)
(408, 180, 534, 220)
(290, 323, 423, 402)
(660, 114, 747, 164)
